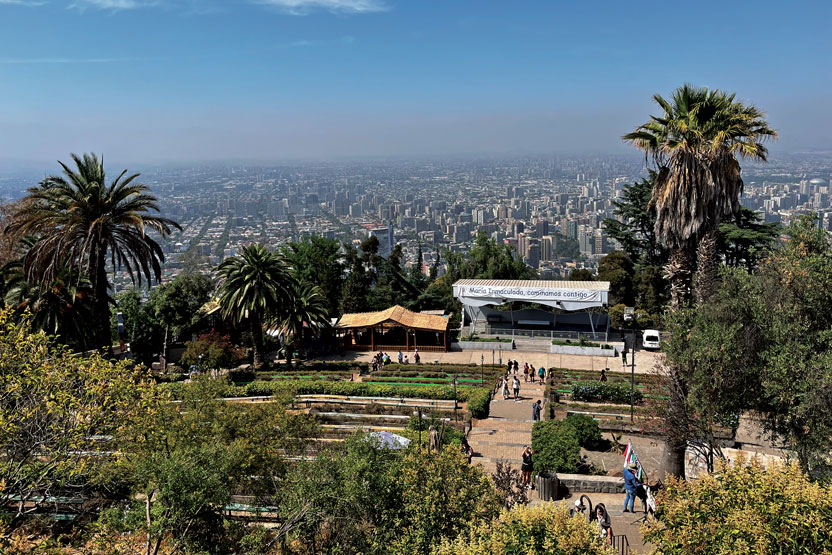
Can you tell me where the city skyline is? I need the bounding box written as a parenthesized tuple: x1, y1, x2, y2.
(1, 0, 830, 164)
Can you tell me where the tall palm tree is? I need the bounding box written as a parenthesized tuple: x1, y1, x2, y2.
(623, 85, 776, 480)
(623, 85, 776, 307)
(6, 153, 180, 351)
(216, 243, 293, 369)
(280, 282, 330, 368)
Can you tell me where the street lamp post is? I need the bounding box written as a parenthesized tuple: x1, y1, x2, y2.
(481, 353, 484, 386)
(623, 308, 638, 422)
(452, 377, 458, 422)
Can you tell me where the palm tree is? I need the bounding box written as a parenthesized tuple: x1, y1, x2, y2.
(623, 84, 776, 307)
(6, 153, 180, 351)
(280, 282, 330, 368)
(216, 243, 293, 369)
(623, 85, 776, 481)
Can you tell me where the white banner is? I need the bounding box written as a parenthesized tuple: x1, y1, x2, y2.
(454, 284, 605, 304)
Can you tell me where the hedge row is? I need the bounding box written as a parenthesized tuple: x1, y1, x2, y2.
(159, 380, 493, 419)
(570, 381, 643, 404)
(273, 361, 369, 372)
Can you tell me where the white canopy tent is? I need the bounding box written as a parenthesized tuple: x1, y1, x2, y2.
(452, 279, 611, 338)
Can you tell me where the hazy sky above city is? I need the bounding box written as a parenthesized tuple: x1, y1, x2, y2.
(0, 0, 830, 165)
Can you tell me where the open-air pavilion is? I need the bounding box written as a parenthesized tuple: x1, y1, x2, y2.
(335, 305, 450, 353)
(452, 279, 611, 340)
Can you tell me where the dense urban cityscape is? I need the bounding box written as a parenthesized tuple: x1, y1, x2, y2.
(4, 151, 831, 294)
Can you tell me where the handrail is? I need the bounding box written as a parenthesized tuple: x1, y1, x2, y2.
(612, 534, 630, 555)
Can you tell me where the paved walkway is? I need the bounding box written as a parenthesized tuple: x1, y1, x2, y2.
(466, 376, 547, 475)
(326, 348, 660, 375)
(465, 375, 650, 553)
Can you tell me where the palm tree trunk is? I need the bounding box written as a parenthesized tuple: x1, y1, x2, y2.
(90, 248, 113, 355)
(660, 247, 695, 481)
(695, 229, 720, 305)
(251, 316, 266, 370)
(664, 249, 694, 311)
(660, 368, 688, 482)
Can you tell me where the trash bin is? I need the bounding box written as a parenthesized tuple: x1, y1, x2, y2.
(536, 472, 559, 501)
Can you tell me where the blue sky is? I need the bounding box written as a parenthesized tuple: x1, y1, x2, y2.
(0, 0, 830, 163)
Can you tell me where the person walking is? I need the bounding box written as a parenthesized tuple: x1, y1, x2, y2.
(595, 504, 613, 543)
(600, 368, 608, 382)
(397, 350, 403, 364)
(414, 350, 420, 364)
(532, 399, 542, 421)
(530, 365, 536, 383)
(502, 377, 510, 400)
(521, 446, 534, 489)
(623, 463, 641, 513)
(513, 360, 519, 375)
(507, 360, 513, 374)
(523, 364, 529, 383)
(512, 376, 520, 400)
(461, 437, 473, 464)
(538, 366, 545, 383)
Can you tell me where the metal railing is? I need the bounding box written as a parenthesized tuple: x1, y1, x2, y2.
(612, 534, 630, 555)
(468, 326, 609, 342)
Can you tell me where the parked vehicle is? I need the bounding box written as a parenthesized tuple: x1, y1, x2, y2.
(642, 330, 661, 350)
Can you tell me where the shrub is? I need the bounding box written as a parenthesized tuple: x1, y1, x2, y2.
(466, 388, 492, 419)
(571, 381, 642, 404)
(180, 331, 245, 371)
(564, 414, 602, 450)
(643, 457, 832, 555)
(433, 503, 616, 555)
(530, 420, 581, 474)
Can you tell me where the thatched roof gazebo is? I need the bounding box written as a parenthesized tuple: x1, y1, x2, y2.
(335, 305, 449, 353)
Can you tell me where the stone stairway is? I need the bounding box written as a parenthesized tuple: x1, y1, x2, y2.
(467, 378, 547, 475)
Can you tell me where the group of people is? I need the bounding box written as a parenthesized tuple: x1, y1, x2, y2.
(505, 359, 547, 383)
(370, 349, 422, 372)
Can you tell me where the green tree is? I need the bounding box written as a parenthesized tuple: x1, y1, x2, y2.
(153, 272, 213, 367)
(3, 238, 95, 350)
(7, 153, 180, 351)
(643, 459, 832, 555)
(112, 288, 164, 367)
(280, 282, 330, 367)
(596, 250, 634, 305)
(624, 85, 776, 480)
(623, 84, 777, 308)
(283, 236, 345, 316)
(568, 268, 594, 281)
(718, 206, 779, 271)
(110, 376, 316, 555)
(603, 171, 667, 266)
(216, 244, 293, 369)
(0, 309, 157, 530)
(340, 243, 370, 314)
(634, 264, 670, 315)
(434, 503, 616, 555)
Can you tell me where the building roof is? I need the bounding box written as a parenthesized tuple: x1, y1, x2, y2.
(337, 305, 449, 332)
(452, 279, 610, 290)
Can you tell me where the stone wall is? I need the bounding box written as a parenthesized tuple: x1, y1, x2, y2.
(550, 345, 616, 357)
(556, 474, 625, 495)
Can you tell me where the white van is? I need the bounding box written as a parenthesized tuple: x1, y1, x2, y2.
(642, 329, 661, 350)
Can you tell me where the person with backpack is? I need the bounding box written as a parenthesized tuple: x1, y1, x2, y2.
(512, 376, 520, 400)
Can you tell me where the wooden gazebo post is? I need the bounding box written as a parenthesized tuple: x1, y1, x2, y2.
(370, 326, 375, 351)
(405, 326, 409, 351)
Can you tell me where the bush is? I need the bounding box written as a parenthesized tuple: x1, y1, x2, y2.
(530, 420, 581, 474)
(564, 414, 602, 450)
(643, 457, 832, 555)
(180, 331, 245, 370)
(433, 502, 616, 555)
(466, 388, 492, 419)
(571, 381, 642, 404)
